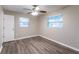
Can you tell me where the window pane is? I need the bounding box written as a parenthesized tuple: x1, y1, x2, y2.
(53, 15, 63, 21)
(48, 22, 53, 28)
(48, 19, 56, 22)
(19, 17, 29, 27)
(48, 14, 63, 22)
(52, 23, 57, 27)
(57, 23, 63, 28)
(48, 14, 63, 28)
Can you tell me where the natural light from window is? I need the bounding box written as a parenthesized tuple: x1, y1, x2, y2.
(48, 14, 63, 29)
(19, 17, 29, 27)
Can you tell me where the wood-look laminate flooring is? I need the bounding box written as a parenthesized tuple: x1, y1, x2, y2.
(1, 36, 79, 54)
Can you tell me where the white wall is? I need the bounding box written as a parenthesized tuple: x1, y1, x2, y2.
(15, 14, 38, 39)
(38, 6, 79, 50)
(4, 11, 38, 39)
(3, 6, 79, 50)
(0, 6, 3, 49)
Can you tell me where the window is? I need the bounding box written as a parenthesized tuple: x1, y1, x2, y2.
(19, 17, 29, 27)
(48, 14, 63, 29)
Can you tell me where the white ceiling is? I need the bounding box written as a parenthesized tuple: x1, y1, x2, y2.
(2, 5, 68, 14)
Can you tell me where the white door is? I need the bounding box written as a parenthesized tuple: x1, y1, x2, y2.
(3, 15, 14, 42)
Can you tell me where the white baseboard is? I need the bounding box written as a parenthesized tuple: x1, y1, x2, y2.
(4, 35, 39, 42)
(39, 35, 79, 52)
(0, 45, 3, 53)
(15, 35, 39, 40)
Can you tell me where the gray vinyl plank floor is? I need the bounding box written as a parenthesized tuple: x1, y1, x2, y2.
(1, 36, 79, 54)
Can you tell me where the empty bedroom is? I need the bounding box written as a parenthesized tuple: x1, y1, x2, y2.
(0, 5, 79, 54)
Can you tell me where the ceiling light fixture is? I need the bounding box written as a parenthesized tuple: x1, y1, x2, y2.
(35, 6, 39, 11)
(31, 11, 38, 16)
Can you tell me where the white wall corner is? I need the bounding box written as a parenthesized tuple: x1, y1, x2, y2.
(0, 45, 3, 53)
(39, 35, 79, 52)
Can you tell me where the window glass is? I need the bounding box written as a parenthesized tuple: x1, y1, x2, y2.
(19, 17, 29, 27)
(48, 14, 63, 28)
